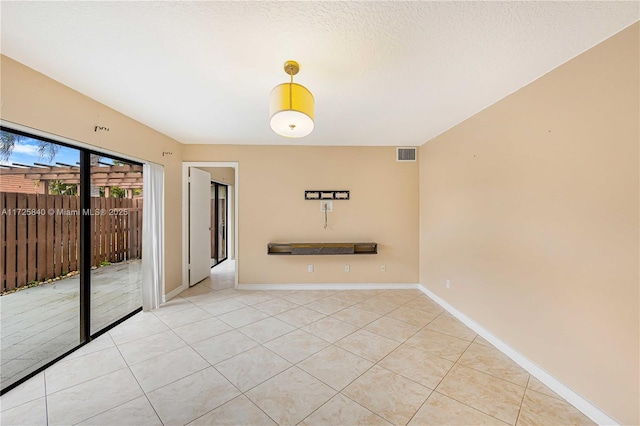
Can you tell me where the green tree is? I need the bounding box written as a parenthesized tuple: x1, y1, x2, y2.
(49, 180, 78, 195)
(110, 186, 126, 198)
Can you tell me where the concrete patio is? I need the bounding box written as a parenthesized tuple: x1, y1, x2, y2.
(0, 260, 142, 390)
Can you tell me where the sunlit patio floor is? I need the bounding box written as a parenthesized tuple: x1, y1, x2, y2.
(0, 260, 142, 389)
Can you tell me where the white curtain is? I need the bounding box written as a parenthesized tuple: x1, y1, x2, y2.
(142, 163, 164, 311)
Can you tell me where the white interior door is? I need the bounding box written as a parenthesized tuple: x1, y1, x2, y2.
(189, 167, 211, 286)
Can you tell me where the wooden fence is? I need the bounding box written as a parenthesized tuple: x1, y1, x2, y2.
(1, 192, 142, 292)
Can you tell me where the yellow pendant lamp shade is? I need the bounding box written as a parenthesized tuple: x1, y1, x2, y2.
(270, 61, 314, 138)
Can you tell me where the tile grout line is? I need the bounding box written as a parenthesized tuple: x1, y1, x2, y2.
(434, 390, 513, 426)
(72, 341, 161, 426)
(181, 361, 243, 425)
(514, 374, 532, 426)
(437, 339, 502, 418)
(44, 365, 130, 399)
(296, 343, 370, 388)
(430, 363, 521, 425)
(296, 388, 391, 426)
(240, 379, 289, 425)
(109, 326, 172, 347)
(193, 331, 261, 366)
(455, 361, 530, 389)
(338, 391, 397, 425)
(404, 388, 436, 426)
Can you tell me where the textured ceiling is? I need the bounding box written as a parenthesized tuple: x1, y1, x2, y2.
(1, 2, 638, 146)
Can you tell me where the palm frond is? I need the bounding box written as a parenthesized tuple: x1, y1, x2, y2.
(37, 141, 59, 162)
(0, 131, 21, 162)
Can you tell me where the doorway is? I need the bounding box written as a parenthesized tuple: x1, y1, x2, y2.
(182, 162, 238, 291)
(210, 182, 228, 268)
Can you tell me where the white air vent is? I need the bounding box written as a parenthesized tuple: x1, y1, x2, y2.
(396, 147, 417, 162)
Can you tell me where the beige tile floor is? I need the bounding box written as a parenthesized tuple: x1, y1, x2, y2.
(0, 261, 596, 425)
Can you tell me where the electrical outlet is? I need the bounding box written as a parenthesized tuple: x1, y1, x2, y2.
(380, 265, 386, 272)
(345, 265, 350, 272)
(446, 279, 451, 289)
(308, 265, 314, 273)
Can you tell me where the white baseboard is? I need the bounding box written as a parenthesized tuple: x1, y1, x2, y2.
(417, 285, 619, 426)
(237, 283, 420, 291)
(163, 283, 187, 303)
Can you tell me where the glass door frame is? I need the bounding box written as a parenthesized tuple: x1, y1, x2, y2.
(0, 125, 144, 395)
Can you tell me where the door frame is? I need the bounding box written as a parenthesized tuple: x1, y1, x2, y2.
(210, 181, 229, 267)
(0, 121, 149, 395)
(182, 162, 239, 289)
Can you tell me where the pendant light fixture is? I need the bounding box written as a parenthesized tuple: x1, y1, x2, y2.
(269, 60, 314, 138)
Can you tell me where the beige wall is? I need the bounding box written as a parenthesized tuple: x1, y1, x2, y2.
(184, 145, 419, 285)
(419, 23, 639, 424)
(0, 55, 185, 294)
(202, 167, 235, 185)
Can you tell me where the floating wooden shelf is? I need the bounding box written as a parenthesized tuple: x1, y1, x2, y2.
(267, 242, 377, 255)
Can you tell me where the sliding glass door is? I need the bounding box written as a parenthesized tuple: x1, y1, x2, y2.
(0, 127, 143, 394)
(0, 133, 81, 392)
(89, 154, 143, 334)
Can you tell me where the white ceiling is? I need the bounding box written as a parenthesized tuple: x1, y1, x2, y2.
(1, 2, 638, 146)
